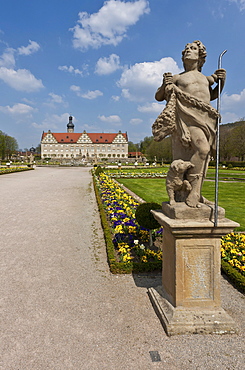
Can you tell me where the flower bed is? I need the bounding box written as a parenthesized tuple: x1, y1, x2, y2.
(93, 172, 162, 273)
(221, 233, 245, 293)
(221, 233, 245, 275)
(107, 171, 167, 179)
(0, 167, 34, 175)
(93, 170, 245, 291)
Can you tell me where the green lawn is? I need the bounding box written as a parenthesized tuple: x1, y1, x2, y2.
(206, 168, 245, 181)
(116, 177, 245, 231)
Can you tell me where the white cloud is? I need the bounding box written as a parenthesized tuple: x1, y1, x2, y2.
(58, 64, 87, 76)
(112, 95, 120, 101)
(32, 121, 58, 130)
(22, 98, 35, 105)
(130, 118, 143, 125)
(48, 93, 65, 104)
(0, 67, 44, 92)
(0, 103, 35, 116)
(227, 0, 245, 11)
(44, 93, 67, 108)
(83, 123, 100, 131)
(0, 44, 43, 92)
(117, 57, 182, 101)
(221, 112, 240, 124)
(95, 54, 122, 75)
(80, 90, 103, 100)
(137, 102, 164, 114)
(71, 86, 103, 99)
(70, 85, 81, 92)
(70, 0, 150, 50)
(222, 89, 245, 107)
(98, 114, 121, 123)
(121, 89, 132, 100)
(47, 113, 71, 124)
(81, 90, 103, 99)
(220, 88, 245, 123)
(32, 113, 70, 130)
(18, 40, 40, 56)
(0, 48, 15, 68)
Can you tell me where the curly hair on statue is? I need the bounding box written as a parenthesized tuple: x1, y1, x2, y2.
(182, 40, 207, 71)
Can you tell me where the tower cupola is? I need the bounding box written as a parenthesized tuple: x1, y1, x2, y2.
(67, 115, 74, 133)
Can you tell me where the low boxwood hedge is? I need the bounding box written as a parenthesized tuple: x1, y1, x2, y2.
(221, 260, 245, 294)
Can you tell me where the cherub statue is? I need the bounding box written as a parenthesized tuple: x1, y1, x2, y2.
(153, 40, 226, 207)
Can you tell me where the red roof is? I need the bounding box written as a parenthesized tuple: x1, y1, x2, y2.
(42, 132, 128, 144)
(51, 133, 82, 143)
(87, 132, 127, 143)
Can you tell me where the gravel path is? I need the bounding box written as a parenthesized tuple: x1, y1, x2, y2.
(0, 167, 244, 369)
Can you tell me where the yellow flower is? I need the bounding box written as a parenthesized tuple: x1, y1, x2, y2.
(115, 225, 123, 233)
(141, 256, 148, 263)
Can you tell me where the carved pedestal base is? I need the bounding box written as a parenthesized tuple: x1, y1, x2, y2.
(148, 286, 236, 336)
(150, 204, 239, 336)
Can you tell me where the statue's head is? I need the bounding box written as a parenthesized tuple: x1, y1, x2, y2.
(182, 40, 207, 71)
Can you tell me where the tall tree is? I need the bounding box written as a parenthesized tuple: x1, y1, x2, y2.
(219, 127, 233, 161)
(146, 136, 172, 162)
(128, 141, 139, 152)
(0, 131, 6, 160)
(5, 135, 18, 159)
(0, 131, 18, 160)
(139, 136, 153, 154)
(230, 123, 245, 161)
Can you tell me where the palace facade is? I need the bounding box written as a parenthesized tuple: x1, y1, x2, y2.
(40, 116, 128, 160)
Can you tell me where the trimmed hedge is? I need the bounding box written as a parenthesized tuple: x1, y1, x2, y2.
(209, 160, 245, 168)
(221, 260, 245, 294)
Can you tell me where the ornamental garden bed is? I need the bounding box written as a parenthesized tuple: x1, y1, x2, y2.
(93, 172, 162, 274)
(93, 169, 245, 293)
(0, 166, 34, 175)
(220, 233, 245, 293)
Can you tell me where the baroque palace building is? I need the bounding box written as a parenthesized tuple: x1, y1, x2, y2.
(40, 116, 128, 160)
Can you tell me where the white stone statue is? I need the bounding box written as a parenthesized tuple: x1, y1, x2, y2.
(153, 40, 226, 208)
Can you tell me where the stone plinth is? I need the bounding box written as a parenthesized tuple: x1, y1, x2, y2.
(149, 203, 239, 336)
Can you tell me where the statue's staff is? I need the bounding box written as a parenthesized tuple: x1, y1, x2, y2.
(214, 49, 227, 227)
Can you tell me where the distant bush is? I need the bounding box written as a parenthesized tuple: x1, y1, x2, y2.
(209, 161, 245, 168)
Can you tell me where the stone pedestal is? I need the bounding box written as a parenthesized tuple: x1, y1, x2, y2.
(149, 203, 239, 336)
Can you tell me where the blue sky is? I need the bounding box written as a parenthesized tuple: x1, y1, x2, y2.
(0, 0, 244, 150)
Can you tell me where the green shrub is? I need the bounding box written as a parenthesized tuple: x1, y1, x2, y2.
(95, 165, 104, 176)
(135, 202, 161, 230)
(221, 260, 245, 294)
